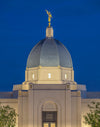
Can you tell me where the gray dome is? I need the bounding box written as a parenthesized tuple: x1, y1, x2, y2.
(26, 38, 73, 68)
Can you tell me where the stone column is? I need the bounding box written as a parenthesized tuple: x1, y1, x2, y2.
(22, 92, 28, 127)
(76, 91, 81, 127)
(28, 87, 34, 127)
(18, 91, 23, 127)
(18, 90, 28, 127)
(65, 85, 71, 127)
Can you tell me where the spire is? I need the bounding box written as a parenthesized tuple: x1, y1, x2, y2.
(46, 10, 53, 37)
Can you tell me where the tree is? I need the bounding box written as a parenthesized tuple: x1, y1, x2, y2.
(0, 105, 18, 127)
(84, 101, 100, 127)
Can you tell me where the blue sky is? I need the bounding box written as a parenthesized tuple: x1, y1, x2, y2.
(0, 0, 100, 91)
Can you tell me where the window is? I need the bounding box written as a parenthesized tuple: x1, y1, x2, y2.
(48, 73, 51, 79)
(32, 74, 34, 79)
(65, 74, 67, 79)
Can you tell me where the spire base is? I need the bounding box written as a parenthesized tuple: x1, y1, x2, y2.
(46, 27, 53, 38)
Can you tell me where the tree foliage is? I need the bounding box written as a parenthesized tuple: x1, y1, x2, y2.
(84, 101, 100, 127)
(0, 105, 18, 127)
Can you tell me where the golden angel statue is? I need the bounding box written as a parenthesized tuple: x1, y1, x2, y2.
(46, 10, 52, 27)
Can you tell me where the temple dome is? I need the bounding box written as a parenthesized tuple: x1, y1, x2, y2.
(26, 34, 73, 68)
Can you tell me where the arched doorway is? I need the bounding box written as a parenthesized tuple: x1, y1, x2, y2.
(42, 101, 57, 127)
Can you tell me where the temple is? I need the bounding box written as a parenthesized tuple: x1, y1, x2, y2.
(0, 12, 100, 127)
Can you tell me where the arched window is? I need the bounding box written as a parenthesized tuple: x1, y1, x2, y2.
(65, 74, 67, 79)
(32, 74, 34, 79)
(48, 73, 51, 79)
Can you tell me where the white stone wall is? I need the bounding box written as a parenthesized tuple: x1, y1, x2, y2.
(18, 91, 28, 127)
(25, 66, 74, 84)
(71, 91, 81, 127)
(27, 84, 81, 127)
(28, 89, 66, 127)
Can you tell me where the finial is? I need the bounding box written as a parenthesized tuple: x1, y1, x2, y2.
(46, 10, 52, 27)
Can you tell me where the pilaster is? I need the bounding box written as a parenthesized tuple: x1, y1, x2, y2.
(65, 85, 71, 127)
(28, 86, 34, 127)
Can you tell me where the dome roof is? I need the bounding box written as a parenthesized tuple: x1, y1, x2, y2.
(26, 37, 73, 68)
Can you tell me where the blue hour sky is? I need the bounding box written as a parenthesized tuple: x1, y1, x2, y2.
(0, 0, 100, 91)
